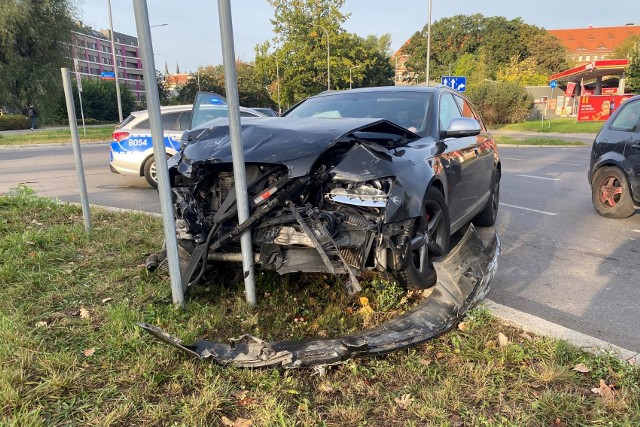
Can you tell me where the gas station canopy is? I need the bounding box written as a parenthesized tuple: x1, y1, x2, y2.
(549, 59, 629, 83)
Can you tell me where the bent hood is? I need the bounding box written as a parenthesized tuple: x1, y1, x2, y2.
(175, 117, 419, 178)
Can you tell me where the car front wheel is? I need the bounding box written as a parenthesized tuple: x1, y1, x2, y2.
(396, 187, 450, 290)
(591, 166, 636, 218)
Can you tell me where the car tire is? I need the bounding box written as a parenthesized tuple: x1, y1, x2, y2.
(591, 166, 636, 218)
(473, 170, 500, 226)
(143, 154, 172, 189)
(142, 156, 159, 188)
(396, 187, 450, 290)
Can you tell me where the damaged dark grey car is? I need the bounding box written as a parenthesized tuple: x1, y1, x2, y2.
(141, 86, 502, 367)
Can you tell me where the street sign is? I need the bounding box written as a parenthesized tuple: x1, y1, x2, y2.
(73, 58, 82, 92)
(441, 76, 467, 92)
(550, 80, 558, 89)
(101, 71, 116, 80)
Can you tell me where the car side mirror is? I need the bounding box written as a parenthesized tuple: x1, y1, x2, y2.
(441, 117, 481, 139)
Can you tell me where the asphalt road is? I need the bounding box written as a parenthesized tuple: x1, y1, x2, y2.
(2, 142, 639, 352)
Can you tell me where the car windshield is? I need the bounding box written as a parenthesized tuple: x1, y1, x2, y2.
(284, 91, 432, 136)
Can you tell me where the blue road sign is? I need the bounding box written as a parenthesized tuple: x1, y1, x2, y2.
(441, 76, 467, 92)
(550, 80, 558, 89)
(100, 71, 115, 80)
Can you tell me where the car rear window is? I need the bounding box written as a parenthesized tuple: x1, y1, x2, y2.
(116, 114, 137, 129)
(610, 100, 640, 132)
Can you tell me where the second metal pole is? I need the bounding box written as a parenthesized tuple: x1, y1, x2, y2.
(61, 68, 92, 233)
(218, 0, 257, 305)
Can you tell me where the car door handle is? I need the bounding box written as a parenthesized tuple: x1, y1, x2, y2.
(632, 143, 640, 150)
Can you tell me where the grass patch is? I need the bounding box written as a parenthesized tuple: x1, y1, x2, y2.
(1, 186, 639, 426)
(0, 125, 114, 146)
(492, 118, 604, 134)
(495, 135, 585, 146)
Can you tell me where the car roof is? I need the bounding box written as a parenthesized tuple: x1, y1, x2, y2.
(130, 104, 193, 117)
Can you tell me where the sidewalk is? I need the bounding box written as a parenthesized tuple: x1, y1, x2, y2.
(0, 124, 110, 136)
(491, 129, 597, 144)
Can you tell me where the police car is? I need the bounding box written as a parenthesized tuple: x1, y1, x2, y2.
(109, 104, 266, 188)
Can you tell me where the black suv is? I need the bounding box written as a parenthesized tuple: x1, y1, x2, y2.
(589, 94, 640, 218)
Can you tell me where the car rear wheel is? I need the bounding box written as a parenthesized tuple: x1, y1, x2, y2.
(591, 166, 635, 218)
(396, 187, 450, 290)
(473, 170, 500, 226)
(143, 154, 171, 188)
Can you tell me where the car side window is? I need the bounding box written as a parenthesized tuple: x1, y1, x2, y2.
(179, 111, 192, 130)
(161, 112, 181, 130)
(439, 93, 463, 132)
(610, 100, 640, 132)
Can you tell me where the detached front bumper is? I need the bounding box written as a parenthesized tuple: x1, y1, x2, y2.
(139, 224, 500, 368)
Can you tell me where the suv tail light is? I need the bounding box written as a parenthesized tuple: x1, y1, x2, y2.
(113, 131, 130, 142)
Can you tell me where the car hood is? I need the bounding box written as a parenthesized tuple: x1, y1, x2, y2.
(174, 117, 420, 178)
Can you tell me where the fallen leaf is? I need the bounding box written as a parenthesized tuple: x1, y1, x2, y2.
(457, 322, 468, 331)
(79, 308, 90, 319)
(233, 418, 252, 427)
(552, 417, 567, 426)
(418, 358, 432, 366)
(628, 358, 636, 366)
(359, 296, 370, 307)
(485, 340, 496, 349)
(35, 321, 48, 328)
(238, 397, 256, 407)
(101, 298, 112, 304)
(498, 332, 509, 347)
(394, 393, 414, 410)
(358, 305, 374, 317)
(598, 379, 615, 402)
(232, 390, 248, 401)
(435, 352, 445, 359)
(221, 416, 234, 427)
(519, 332, 532, 341)
(450, 414, 464, 427)
(573, 363, 590, 373)
(318, 383, 334, 393)
(83, 348, 95, 357)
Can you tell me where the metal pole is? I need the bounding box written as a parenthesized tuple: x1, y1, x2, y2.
(107, 0, 123, 123)
(133, 0, 184, 308)
(326, 29, 330, 91)
(425, 0, 432, 86)
(276, 52, 281, 114)
(218, 0, 257, 305)
(349, 65, 360, 89)
(61, 68, 92, 233)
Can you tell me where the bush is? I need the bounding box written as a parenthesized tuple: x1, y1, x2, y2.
(0, 115, 31, 131)
(467, 81, 533, 125)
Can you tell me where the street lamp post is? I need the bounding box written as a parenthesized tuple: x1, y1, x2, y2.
(425, 0, 432, 86)
(312, 24, 330, 91)
(349, 64, 361, 89)
(275, 52, 281, 114)
(106, 0, 123, 123)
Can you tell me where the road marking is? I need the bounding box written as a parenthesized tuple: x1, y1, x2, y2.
(549, 161, 582, 166)
(499, 202, 558, 216)
(502, 157, 522, 161)
(518, 174, 561, 181)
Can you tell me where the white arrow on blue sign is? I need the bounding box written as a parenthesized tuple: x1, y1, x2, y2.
(441, 76, 467, 92)
(549, 80, 558, 89)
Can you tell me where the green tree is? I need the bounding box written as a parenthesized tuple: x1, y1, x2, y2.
(177, 62, 274, 108)
(402, 14, 568, 83)
(0, 0, 75, 120)
(613, 35, 640, 93)
(55, 78, 136, 123)
(255, 0, 393, 108)
(496, 57, 549, 86)
(467, 80, 533, 124)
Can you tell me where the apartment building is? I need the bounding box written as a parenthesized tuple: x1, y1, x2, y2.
(549, 24, 640, 64)
(68, 25, 145, 102)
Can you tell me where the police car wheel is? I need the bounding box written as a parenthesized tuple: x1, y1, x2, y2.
(143, 156, 159, 188)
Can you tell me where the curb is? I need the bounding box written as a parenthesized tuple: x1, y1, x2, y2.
(483, 299, 639, 363)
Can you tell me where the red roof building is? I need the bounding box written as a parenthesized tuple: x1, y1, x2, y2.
(549, 24, 640, 64)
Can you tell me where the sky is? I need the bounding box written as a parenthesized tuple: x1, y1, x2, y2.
(78, 0, 638, 73)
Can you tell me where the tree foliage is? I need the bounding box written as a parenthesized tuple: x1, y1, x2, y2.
(467, 81, 533, 124)
(0, 0, 75, 119)
(54, 78, 136, 123)
(177, 62, 274, 108)
(402, 14, 569, 85)
(254, 0, 394, 109)
(613, 35, 640, 94)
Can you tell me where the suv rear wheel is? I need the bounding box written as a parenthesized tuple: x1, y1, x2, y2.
(591, 166, 635, 218)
